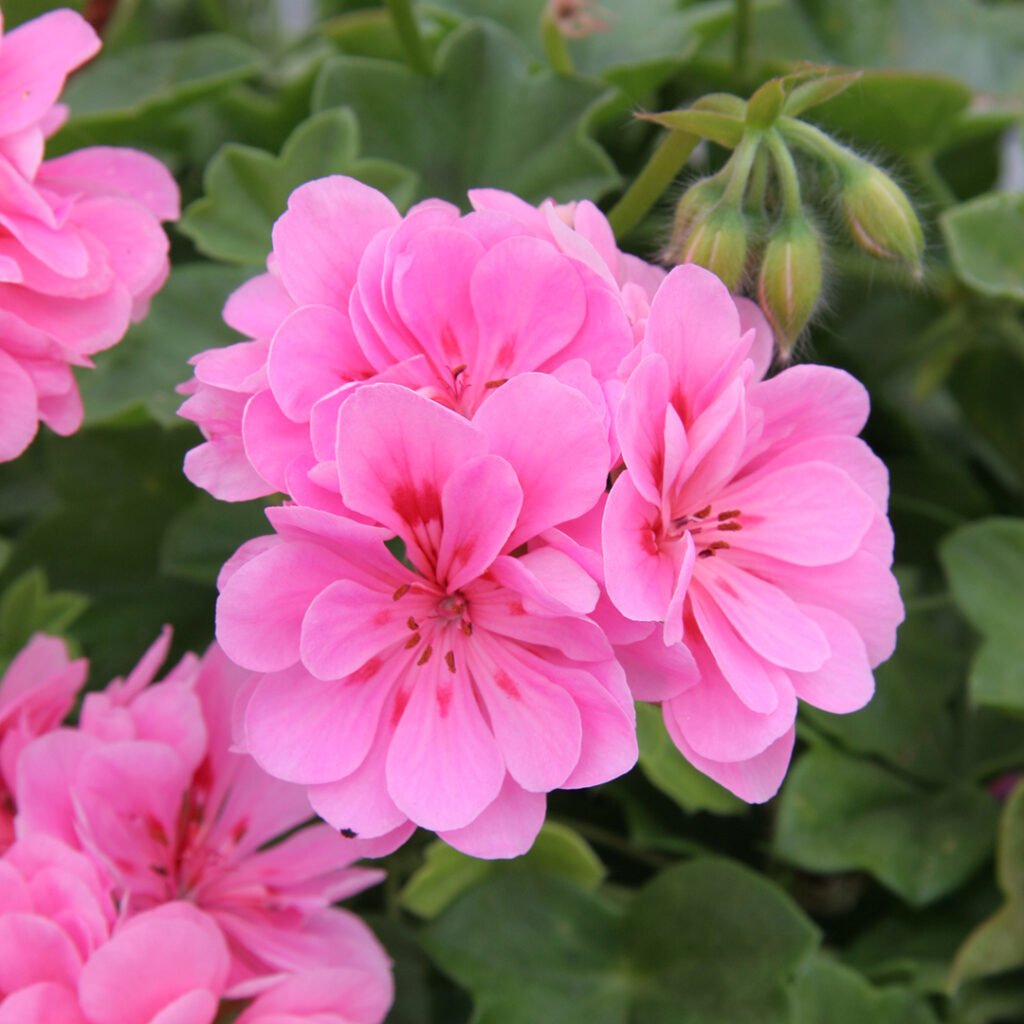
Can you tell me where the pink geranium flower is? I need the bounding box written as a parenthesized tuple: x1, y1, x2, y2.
(0, 634, 86, 851)
(602, 265, 903, 801)
(0, 8, 179, 463)
(14, 633, 392, 997)
(235, 968, 392, 1024)
(179, 175, 635, 507)
(217, 378, 637, 858)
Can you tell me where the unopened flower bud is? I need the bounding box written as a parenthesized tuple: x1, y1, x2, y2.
(667, 177, 722, 254)
(840, 160, 923, 275)
(757, 215, 823, 354)
(673, 203, 749, 292)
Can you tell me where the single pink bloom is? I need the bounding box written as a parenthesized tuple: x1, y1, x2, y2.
(603, 265, 903, 801)
(234, 968, 392, 1024)
(14, 637, 393, 997)
(218, 378, 637, 857)
(0, 634, 86, 851)
(180, 176, 634, 507)
(0, 8, 179, 463)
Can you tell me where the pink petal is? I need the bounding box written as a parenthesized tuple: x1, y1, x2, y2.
(612, 626, 698, 703)
(436, 455, 522, 592)
(0, 982, 87, 1024)
(734, 296, 774, 382)
(301, 580, 413, 682)
(267, 305, 371, 422)
(14, 730, 95, 846)
(751, 364, 869, 441)
(490, 546, 598, 616)
(602, 472, 676, 622)
(241, 389, 310, 494)
(700, 559, 829, 672)
(0, 914, 82, 991)
(469, 637, 582, 792)
(390, 225, 483, 368)
(39, 147, 180, 221)
(616, 354, 673, 505)
(148, 991, 219, 1024)
(335, 383, 486, 568)
(664, 718, 796, 804)
(216, 541, 348, 673)
(386, 657, 504, 831)
(182, 438, 273, 502)
(79, 904, 228, 1024)
(272, 176, 399, 308)
(234, 967, 392, 1024)
(439, 776, 545, 859)
(474, 373, 610, 548)
(0, 346, 38, 461)
(0, 11, 100, 134)
(721, 462, 876, 566)
(222, 273, 293, 340)
(308, 716, 410, 840)
(689, 584, 779, 714)
(663, 647, 796, 762)
(245, 656, 394, 782)
(790, 605, 874, 713)
(471, 236, 586, 378)
(643, 265, 747, 420)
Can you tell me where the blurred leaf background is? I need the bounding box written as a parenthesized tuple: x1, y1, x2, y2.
(2, 0, 1024, 1020)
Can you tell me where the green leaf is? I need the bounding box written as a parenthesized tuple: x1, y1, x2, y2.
(426, 0, 704, 100)
(639, 109, 745, 148)
(160, 494, 270, 586)
(810, 71, 972, 155)
(0, 569, 89, 659)
(791, 0, 1024, 95)
(313, 21, 619, 206)
(60, 34, 264, 129)
(775, 747, 998, 906)
(636, 704, 744, 815)
(423, 859, 819, 1023)
(942, 518, 1024, 713)
(952, 783, 1024, 988)
(78, 263, 253, 427)
(400, 822, 604, 919)
(791, 956, 940, 1024)
(180, 109, 419, 266)
(941, 194, 1024, 303)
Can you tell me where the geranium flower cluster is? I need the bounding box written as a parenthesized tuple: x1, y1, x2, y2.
(0, 7, 178, 463)
(183, 177, 904, 858)
(0, 631, 394, 1024)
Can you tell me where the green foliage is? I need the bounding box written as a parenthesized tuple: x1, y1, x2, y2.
(424, 859, 820, 1023)
(180, 109, 418, 265)
(0, 570, 88, 664)
(942, 519, 1024, 713)
(942, 194, 1024, 303)
(401, 822, 605, 918)
(312, 21, 620, 205)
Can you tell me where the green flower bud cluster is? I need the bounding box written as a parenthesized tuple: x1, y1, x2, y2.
(644, 69, 925, 355)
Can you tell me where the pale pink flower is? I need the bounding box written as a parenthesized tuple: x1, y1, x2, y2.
(14, 636, 392, 997)
(179, 175, 635, 507)
(0, 8, 179, 463)
(0, 634, 86, 851)
(602, 265, 903, 801)
(217, 379, 637, 858)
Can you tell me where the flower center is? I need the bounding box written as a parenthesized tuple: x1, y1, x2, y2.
(665, 503, 743, 559)
(394, 586, 473, 674)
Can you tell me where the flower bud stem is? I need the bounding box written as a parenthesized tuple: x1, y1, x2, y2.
(777, 116, 854, 168)
(721, 132, 761, 207)
(386, 0, 433, 76)
(608, 130, 701, 240)
(541, 10, 575, 75)
(766, 130, 802, 216)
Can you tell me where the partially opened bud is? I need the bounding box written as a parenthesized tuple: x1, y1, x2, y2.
(674, 203, 749, 292)
(757, 214, 823, 355)
(840, 160, 923, 275)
